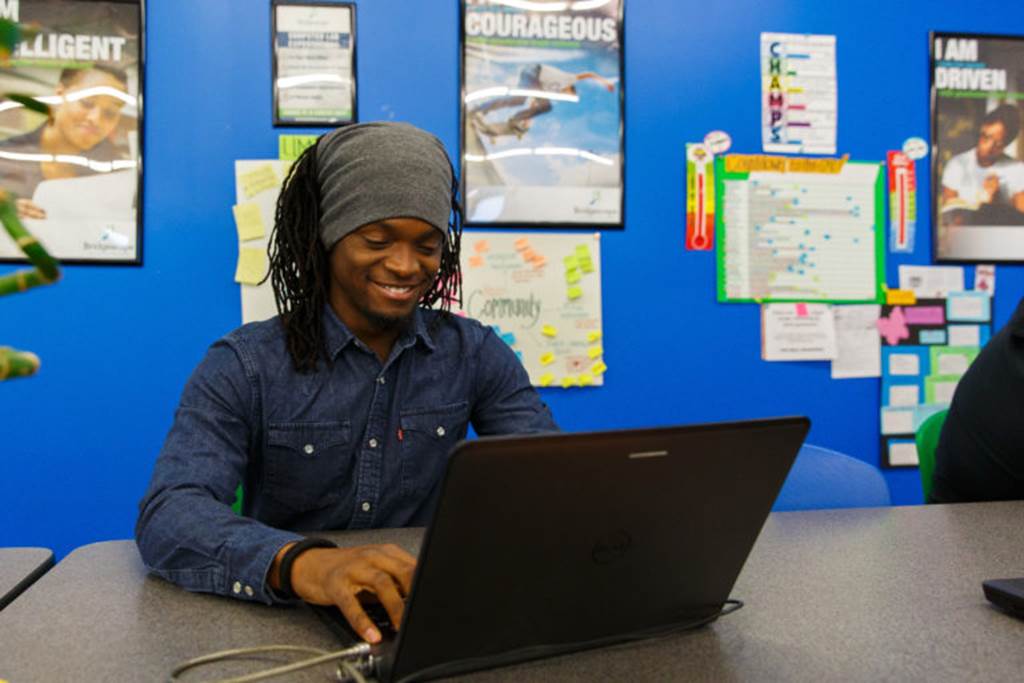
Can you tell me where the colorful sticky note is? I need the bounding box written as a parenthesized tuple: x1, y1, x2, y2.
(575, 244, 592, 260)
(539, 373, 554, 387)
(795, 303, 809, 317)
(540, 352, 555, 366)
(239, 164, 279, 199)
(560, 376, 578, 388)
(278, 134, 318, 161)
(514, 238, 530, 251)
(232, 202, 266, 241)
(235, 247, 267, 285)
(522, 248, 538, 261)
(886, 288, 917, 305)
(567, 286, 583, 300)
(565, 268, 581, 284)
(469, 255, 484, 268)
(474, 240, 490, 253)
(541, 324, 558, 337)
(563, 255, 579, 270)
(531, 255, 547, 268)
(578, 373, 594, 386)
(500, 332, 516, 346)
(587, 331, 602, 343)
(587, 345, 603, 359)
(591, 360, 608, 375)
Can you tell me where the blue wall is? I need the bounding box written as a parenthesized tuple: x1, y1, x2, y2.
(2, 0, 1023, 558)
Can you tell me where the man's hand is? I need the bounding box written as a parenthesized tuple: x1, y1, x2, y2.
(276, 543, 417, 643)
(15, 198, 46, 220)
(982, 174, 1001, 204)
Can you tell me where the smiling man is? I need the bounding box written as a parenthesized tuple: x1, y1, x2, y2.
(136, 122, 556, 643)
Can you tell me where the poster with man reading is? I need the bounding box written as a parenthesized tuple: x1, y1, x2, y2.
(0, 0, 142, 263)
(932, 32, 1024, 263)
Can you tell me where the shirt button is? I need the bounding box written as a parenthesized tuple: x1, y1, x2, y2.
(244, 585, 254, 597)
(303, 444, 314, 455)
(232, 581, 242, 594)
(436, 426, 446, 437)
(361, 501, 371, 512)
(368, 438, 378, 448)
(377, 376, 386, 385)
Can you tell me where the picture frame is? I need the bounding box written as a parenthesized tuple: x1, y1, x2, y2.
(0, 0, 145, 265)
(931, 31, 1024, 263)
(271, 0, 357, 128)
(460, 0, 625, 228)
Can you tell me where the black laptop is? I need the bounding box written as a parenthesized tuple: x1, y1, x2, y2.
(313, 416, 810, 682)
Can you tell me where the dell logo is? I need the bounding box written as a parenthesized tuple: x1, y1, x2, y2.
(592, 530, 632, 565)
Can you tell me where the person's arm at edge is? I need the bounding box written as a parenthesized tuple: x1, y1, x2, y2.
(469, 324, 559, 435)
(135, 338, 302, 605)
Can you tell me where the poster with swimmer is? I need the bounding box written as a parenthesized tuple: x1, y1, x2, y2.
(0, 0, 142, 263)
(460, 0, 623, 227)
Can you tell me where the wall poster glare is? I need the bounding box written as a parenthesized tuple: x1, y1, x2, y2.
(0, 0, 143, 264)
(932, 32, 1024, 263)
(461, 0, 624, 227)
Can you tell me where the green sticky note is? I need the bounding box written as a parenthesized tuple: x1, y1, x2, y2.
(565, 268, 581, 284)
(567, 286, 583, 300)
(279, 134, 319, 161)
(563, 255, 579, 271)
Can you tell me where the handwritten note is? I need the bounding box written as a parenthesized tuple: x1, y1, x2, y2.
(235, 247, 268, 285)
(239, 165, 280, 199)
(232, 202, 266, 241)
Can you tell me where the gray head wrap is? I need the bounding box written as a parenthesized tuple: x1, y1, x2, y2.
(315, 122, 453, 250)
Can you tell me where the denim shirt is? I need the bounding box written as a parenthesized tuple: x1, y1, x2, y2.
(135, 307, 557, 604)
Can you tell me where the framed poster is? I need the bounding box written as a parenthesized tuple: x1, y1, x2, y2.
(0, 0, 144, 264)
(271, 1, 356, 127)
(460, 0, 624, 227)
(932, 32, 1024, 263)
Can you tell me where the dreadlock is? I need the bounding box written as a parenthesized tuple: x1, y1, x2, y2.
(266, 141, 465, 374)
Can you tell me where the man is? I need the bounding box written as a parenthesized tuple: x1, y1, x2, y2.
(930, 296, 1024, 503)
(940, 104, 1024, 225)
(136, 122, 557, 644)
(472, 63, 615, 137)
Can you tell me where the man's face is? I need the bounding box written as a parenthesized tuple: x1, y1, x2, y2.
(328, 217, 444, 332)
(976, 121, 1008, 167)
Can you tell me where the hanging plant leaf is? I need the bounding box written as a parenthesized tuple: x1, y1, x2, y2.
(0, 19, 20, 54)
(5, 93, 50, 117)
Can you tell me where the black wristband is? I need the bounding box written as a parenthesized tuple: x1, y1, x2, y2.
(278, 537, 337, 601)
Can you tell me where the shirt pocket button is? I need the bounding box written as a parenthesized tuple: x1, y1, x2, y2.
(436, 426, 446, 437)
(303, 444, 315, 454)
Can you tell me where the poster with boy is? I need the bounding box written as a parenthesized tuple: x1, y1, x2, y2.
(0, 0, 142, 263)
(461, 0, 623, 226)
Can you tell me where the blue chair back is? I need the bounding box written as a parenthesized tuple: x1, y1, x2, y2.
(773, 444, 891, 511)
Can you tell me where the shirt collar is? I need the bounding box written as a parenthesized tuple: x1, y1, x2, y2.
(322, 305, 437, 359)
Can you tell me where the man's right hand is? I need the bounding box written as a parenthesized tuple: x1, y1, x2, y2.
(283, 544, 417, 643)
(982, 174, 1001, 204)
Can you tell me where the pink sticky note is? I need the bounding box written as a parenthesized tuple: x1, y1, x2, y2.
(877, 307, 911, 345)
(904, 306, 945, 325)
(795, 303, 809, 317)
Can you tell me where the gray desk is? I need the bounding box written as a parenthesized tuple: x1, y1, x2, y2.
(2, 504, 1023, 681)
(0, 547, 54, 611)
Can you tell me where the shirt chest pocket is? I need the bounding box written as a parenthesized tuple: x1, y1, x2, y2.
(400, 402, 469, 498)
(264, 421, 352, 513)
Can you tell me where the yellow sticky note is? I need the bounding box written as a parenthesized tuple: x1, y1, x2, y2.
(234, 247, 267, 285)
(232, 202, 266, 241)
(542, 324, 558, 337)
(587, 345, 603, 359)
(540, 352, 555, 366)
(563, 255, 579, 270)
(539, 373, 554, 387)
(886, 288, 917, 305)
(239, 165, 279, 199)
(578, 373, 594, 386)
(560, 376, 578, 388)
(567, 286, 583, 300)
(591, 360, 608, 375)
(575, 244, 592, 259)
(579, 258, 595, 274)
(565, 268, 581, 284)
(587, 331, 602, 343)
